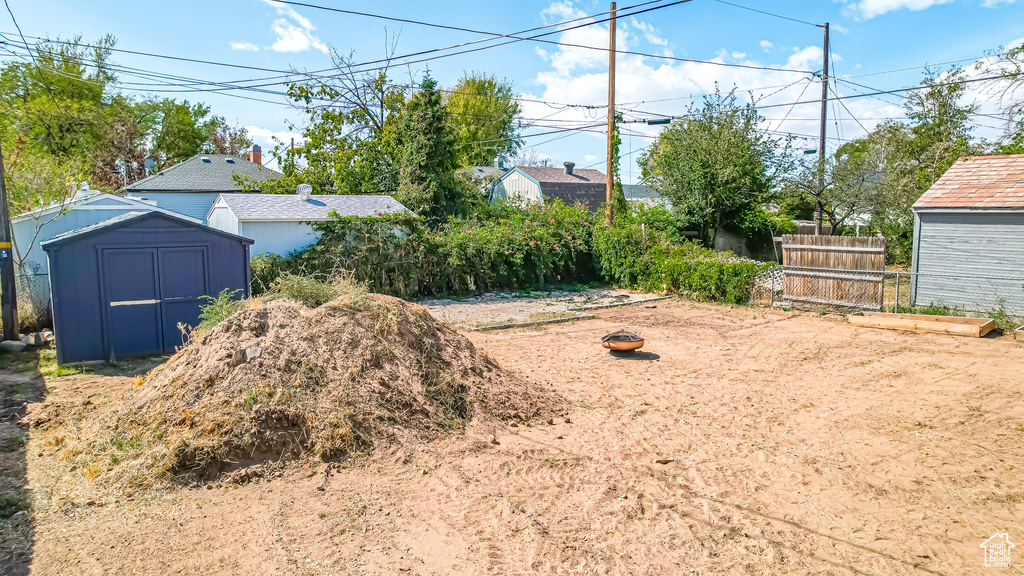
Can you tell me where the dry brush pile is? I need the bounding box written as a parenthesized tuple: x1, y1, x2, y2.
(29, 283, 563, 492)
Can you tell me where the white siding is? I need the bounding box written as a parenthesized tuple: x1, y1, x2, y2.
(492, 171, 542, 205)
(912, 210, 1024, 315)
(240, 221, 321, 257)
(207, 206, 240, 235)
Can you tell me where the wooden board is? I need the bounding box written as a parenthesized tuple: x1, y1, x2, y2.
(1015, 326, 1024, 341)
(848, 312, 994, 338)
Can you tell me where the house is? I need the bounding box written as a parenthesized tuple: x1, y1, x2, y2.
(42, 211, 253, 364)
(122, 146, 282, 223)
(491, 163, 607, 211)
(11, 185, 203, 320)
(622, 184, 672, 209)
(910, 155, 1024, 315)
(206, 191, 409, 256)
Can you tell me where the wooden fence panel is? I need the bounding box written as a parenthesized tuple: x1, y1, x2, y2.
(781, 235, 886, 311)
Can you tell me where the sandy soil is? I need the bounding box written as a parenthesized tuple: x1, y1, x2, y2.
(421, 288, 659, 326)
(16, 300, 1024, 575)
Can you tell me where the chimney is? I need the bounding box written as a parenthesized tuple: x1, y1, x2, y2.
(250, 144, 262, 166)
(563, 161, 575, 176)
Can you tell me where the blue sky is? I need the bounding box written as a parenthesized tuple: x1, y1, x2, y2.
(4, 0, 1024, 182)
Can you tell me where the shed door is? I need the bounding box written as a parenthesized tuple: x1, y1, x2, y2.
(158, 247, 209, 350)
(101, 246, 210, 359)
(102, 248, 163, 358)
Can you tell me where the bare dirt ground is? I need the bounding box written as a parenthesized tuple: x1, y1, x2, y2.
(11, 300, 1024, 575)
(421, 288, 659, 327)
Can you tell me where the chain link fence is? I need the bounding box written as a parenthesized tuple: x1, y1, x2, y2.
(752, 265, 1024, 325)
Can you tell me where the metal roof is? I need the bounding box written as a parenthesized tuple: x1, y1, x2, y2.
(122, 154, 282, 193)
(42, 211, 254, 250)
(212, 194, 410, 221)
(914, 155, 1024, 210)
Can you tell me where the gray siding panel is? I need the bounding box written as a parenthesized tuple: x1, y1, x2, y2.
(913, 211, 1024, 315)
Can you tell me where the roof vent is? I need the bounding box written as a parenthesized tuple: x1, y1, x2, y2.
(74, 182, 90, 201)
(297, 183, 312, 201)
(225, 158, 235, 164)
(201, 157, 211, 163)
(563, 161, 575, 176)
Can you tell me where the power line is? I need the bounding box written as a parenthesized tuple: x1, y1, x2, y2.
(711, 0, 819, 27)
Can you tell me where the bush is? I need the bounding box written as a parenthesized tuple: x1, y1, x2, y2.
(196, 289, 246, 332)
(593, 207, 769, 304)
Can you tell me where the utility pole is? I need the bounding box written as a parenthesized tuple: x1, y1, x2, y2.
(0, 139, 19, 341)
(815, 22, 830, 236)
(605, 1, 617, 228)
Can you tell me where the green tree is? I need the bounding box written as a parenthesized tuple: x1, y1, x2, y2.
(398, 75, 464, 221)
(445, 72, 522, 167)
(640, 88, 790, 244)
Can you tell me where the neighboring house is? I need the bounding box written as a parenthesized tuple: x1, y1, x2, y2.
(11, 186, 202, 316)
(43, 211, 252, 364)
(122, 147, 282, 223)
(207, 192, 409, 257)
(491, 163, 607, 211)
(622, 184, 672, 209)
(910, 154, 1024, 315)
(463, 165, 509, 199)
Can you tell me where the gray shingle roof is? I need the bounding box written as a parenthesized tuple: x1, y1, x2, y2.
(516, 166, 606, 184)
(122, 154, 282, 193)
(622, 184, 663, 200)
(214, 194, 409, 221)
(43, 212, 151, 247)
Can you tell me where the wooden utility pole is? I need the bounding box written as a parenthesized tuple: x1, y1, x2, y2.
(815, 22, 830, 236)
(605, 1, 617, 228)
(0, 139, 19, 341)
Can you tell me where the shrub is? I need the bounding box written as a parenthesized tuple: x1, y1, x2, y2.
(196, 289, 246, 332)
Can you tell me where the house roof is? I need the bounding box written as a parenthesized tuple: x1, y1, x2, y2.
(515, 166, 606, 184)
(914, 155, 1024, 210)
(465, 166, 509, 180)
(42, 210, 253, 250)
(13, 191, 201, 223)
(622, 184, 663, 200)
(211, 194, 409, 222)
(122, 154, 282, 194)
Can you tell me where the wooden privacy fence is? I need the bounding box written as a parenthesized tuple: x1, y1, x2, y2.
(781, 235, 886, 311)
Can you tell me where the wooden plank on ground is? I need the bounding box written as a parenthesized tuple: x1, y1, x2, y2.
(848, 312, 994, 337)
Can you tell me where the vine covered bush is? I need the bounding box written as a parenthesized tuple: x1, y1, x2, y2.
(255, 200, 767, 305)
(263, 200, 594, 298)
(593, 205, 768, 304)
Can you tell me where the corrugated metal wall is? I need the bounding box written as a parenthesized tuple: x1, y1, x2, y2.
(913, 210, 1024, 315)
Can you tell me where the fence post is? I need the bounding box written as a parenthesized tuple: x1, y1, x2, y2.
(895, 272, 901, 313)
(770, 268, 776, 308)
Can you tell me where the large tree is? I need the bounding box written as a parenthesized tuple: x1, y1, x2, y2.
(398, 75, 464, 221)
(640, 89, 791, 244)
(445, 72, 522, 167)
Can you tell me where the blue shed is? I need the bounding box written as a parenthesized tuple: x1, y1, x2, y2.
(42, 211, 253, 364)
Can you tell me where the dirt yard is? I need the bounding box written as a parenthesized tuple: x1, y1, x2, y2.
(7, 300, 1024, 575)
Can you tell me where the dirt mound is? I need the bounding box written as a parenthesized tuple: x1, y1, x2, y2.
(31, 291, 562, 489)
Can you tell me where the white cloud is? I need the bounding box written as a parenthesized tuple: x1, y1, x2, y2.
(584, 154, 598, 162)
(731, 51, 747, 60)
(760, 40, 773, 52)
(982, 0, 1018, 5)
(230, 41, 260, 52)
(261, 0, 328, 54)
(844, 0, 953, 19)
(832, 24, 850, 34)
(631, 18, 669, 47)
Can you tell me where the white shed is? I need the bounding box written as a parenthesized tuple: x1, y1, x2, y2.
(206, 193, 409, 257)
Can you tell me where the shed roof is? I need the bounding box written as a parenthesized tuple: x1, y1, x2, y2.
(914, 155, 1024, 210)
(122, 154, 282, 194)
(212, 193, 409, 222)
(622, 184, 663, 200)
(42, 211, 254, 251)
(515, 166, 606, 184)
